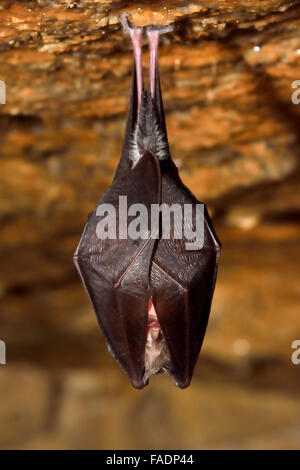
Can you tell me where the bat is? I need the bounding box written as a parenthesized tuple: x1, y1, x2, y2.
(73, 14, 221, 389)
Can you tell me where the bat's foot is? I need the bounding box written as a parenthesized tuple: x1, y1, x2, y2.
(120, 13, 143, 36)
(120, 13, 143, 111)
(146, 24, 173, 100)
(120, 13, 173, 104)
(146, 24, 174, 36)
(120, 13, 173, 36)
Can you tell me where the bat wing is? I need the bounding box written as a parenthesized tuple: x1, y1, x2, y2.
(151, 159, 221, 388)
(74, 151, 161, 388)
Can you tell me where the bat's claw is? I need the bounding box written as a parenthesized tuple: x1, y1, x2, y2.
(120, 13, 143, 35)
(146, 24, 174, 37)
(120, 13, 174, 36)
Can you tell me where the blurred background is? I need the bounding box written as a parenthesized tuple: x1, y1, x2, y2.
(0, 0, 300, 450)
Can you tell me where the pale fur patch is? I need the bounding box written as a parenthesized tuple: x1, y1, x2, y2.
(129, 123, 169, 166)
(143, 301, 171, 382)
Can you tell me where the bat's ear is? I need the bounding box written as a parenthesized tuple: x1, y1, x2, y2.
(114, 61, 138, 180)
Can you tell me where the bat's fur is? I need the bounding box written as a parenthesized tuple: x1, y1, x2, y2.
(129, 92, 169, 166)
(144, 303, 171, 382)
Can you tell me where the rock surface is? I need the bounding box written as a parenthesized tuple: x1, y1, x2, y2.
(0, 0, 300, 450)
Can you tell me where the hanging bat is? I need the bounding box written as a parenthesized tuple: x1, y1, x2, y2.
(73, 14, 221, 389)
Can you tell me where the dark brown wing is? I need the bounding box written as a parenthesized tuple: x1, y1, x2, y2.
(74, 151, 161, 388)
(151, 160, 221, 388)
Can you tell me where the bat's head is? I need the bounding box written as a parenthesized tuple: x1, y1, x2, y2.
(143, 299, 172, 383)
(139, 298, 192, 389)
